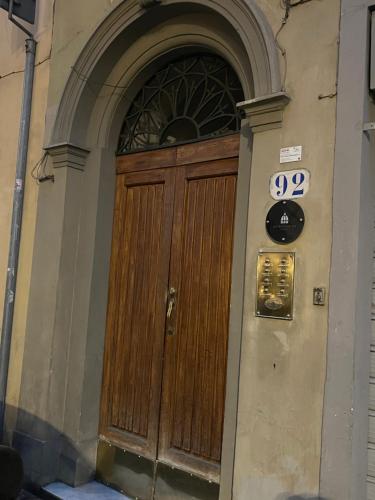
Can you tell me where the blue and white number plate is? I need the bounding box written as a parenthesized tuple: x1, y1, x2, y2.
(270, 169, 310, 200)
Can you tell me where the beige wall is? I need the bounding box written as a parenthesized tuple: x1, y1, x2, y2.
(234, 1, 340, 498)
(3, 0, 341, 497)
(1, 1, 54, 412)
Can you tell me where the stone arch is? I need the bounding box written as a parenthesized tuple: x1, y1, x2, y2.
(15, 0, 284, 494)
(50, 0, 281, 148)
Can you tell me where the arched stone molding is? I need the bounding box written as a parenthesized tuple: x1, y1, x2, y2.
(50, 0, 282, 148)
(14, 0, 286, 494)
(86, 14, 255, 150)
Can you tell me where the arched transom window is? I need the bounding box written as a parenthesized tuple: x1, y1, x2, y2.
(117, 54, 244, 154)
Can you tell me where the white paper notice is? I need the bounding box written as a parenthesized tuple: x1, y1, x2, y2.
(280, 146, 302, 164)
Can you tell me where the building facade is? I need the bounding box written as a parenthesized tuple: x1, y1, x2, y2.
(0, 0, 374, 499)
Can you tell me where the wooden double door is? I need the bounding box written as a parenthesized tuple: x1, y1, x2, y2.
(99, 135, 239, 496)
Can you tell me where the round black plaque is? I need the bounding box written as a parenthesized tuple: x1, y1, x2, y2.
(266, 200, 304, 244)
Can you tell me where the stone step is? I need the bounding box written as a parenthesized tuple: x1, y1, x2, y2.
(42, 481, 130, 500)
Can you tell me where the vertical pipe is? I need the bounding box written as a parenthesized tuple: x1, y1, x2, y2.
(0, 37, 37, 440)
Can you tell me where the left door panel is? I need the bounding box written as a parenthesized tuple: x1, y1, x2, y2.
(100, 168, 176, 460)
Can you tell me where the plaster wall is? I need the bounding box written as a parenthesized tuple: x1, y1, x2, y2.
(0, 1, 54, 420)
(233, 1, 340, 498)
(42, 0, 339, 496)
(5, 0, 342, 497)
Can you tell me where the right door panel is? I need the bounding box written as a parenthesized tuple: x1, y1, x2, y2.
(158, 158, 238, 482)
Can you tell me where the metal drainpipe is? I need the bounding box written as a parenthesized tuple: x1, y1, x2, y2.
(0, 1, 37, 441)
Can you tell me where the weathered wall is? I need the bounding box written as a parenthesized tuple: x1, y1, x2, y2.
(0, 2, 54, 420)
(4, 0, 342, 497)
(233, 1, 340, 499)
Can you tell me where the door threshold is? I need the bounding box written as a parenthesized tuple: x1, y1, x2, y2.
(42, 481, 130, 499)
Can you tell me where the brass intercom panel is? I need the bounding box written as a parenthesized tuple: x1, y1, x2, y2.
(256, 252, 295, 320)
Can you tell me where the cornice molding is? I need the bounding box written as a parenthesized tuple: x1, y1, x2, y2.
(237, 92, 290, 132)
(45, 143, 90, 171)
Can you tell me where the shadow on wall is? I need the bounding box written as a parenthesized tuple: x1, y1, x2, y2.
(4, 405, 93, 491)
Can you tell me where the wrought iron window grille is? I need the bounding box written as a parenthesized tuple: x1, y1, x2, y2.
(117, 54, 244, 154)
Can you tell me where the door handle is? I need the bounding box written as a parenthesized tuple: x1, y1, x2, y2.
(166, 287, 176, 319)
(166, 287, 176, 336)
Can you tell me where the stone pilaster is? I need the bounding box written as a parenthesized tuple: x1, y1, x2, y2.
(13, 142, 92, 486)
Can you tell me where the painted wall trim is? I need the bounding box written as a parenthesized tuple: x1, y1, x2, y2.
(320, 2, 374, 499)
(138, 0, 161, 7)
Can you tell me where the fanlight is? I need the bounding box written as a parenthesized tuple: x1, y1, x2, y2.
(118, 54, 244, 154)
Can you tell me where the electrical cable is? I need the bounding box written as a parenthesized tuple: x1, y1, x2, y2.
(275, 3, 289, 91)
(30, 152, 54, 184)
(0, 56, 51, 82)
(276, 0, 315, 90)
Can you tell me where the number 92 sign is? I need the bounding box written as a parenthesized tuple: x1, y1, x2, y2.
(270, 169, 310, 201)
